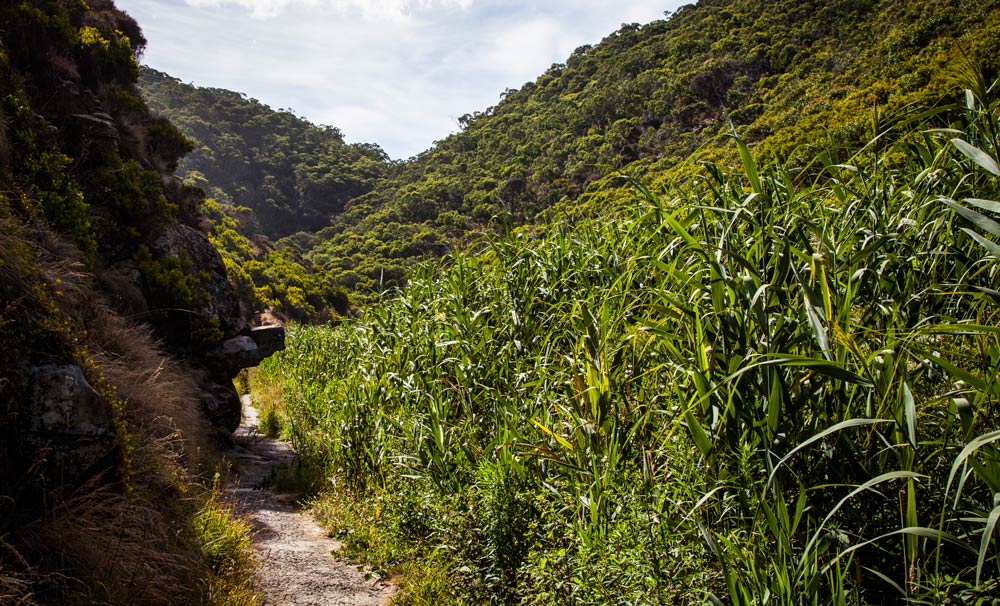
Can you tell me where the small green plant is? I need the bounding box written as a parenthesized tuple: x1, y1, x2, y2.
(194, 476, 262, 605)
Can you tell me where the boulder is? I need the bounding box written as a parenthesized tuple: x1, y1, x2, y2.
(217, 336, 260, 377)
(200, 378, 242, 433)
(27, 364, 117, 485)
(250, 325, 285, 359)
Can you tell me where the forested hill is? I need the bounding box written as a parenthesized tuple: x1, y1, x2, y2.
(139, 68, 391, 238)
(143, 0, 1000, 300)
(296, 0, 1000, 294)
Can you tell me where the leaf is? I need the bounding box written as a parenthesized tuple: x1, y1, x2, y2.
(952, 138, 1000, 176)
(731, 120, 762, 194)
(961, 228, 1000, 257)
(923, 351, 998, 397)
(767, 418, 890, 489)
(735, 355, 873, 388)
(942, 198, 1000, 238)
(902, 382, 917, 449)
(530, 418, 574, 451)
(964, 198, 1000, 214)
(977, 503, 1000, 584)
(945, 430, 1000, 504)
(971, 285, 1000, 306)
(685, 410, 713, 458)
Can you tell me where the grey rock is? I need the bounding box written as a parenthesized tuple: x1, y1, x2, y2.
(210, 327, 286, 379)
(201, 379, 242, 432)
(250, 325, 285, 359)
(27, 364, 116, 484)
(219, 336, 260, 376)
(29, 364, 111, 436)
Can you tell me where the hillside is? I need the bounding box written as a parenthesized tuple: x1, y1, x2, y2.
(139, 0, 1000, 300)
(296, 0, 1000, 294)
(0, 1, 264, 603)
(138, 67, 391, 238)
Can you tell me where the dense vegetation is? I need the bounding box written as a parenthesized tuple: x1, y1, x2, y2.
(140, 0, 1000, 303)
(139, 68, 391, 317)
(253, 75, 1000, 603)
(139, 67, 391, 238)
(0, 2, 259, 604)
(292, 0, 1000, 296)
(200, 198, 351, 322)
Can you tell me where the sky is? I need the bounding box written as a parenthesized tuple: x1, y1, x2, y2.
(114, 0, 685, 159)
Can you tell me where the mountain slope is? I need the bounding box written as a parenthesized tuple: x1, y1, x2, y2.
(139, 68, 391, 238)
(297, 0, 1000, 294)
(136, 0, 1000, 301)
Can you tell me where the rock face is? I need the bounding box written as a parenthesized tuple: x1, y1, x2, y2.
(217, 336, 259, 377)
(201, 380, 243, 434)
(150, 224, 245, 337)
(27, 364, 116, 485)
(251, 325, 285, 359)
(203, 325, 286, 431)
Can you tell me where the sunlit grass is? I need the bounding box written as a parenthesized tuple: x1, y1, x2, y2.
(254, 80, 1000, 604)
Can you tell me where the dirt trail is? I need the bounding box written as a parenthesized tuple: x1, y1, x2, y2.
(226, 396, 395, 606)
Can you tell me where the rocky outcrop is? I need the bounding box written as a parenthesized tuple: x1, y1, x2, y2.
(27, 364, 117, 486)
(251, 325, 285, 359)
(200, 379, 243, 434)
(71, 112, 119, 142)
(211, 325, 287, 378)
(150, 224, 245, 338)
(202, 324, 286, 431)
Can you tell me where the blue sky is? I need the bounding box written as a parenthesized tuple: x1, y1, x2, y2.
(115, 0, 685, 159)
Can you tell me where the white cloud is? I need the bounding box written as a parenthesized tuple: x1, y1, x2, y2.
(184, 0, 473, 20)
(117, 0, 684, 158)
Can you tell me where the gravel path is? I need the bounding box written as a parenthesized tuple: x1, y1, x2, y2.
(227, 396, 395, 606)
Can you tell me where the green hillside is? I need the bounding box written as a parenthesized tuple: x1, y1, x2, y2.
(141, 0, 1000, 301)
(297, 0, 1000, 295)
(139, 67, 391, 238)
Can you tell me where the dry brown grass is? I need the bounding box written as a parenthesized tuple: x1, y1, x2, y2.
(86, 303, 214, 472)
(0, 206, 260, 604)
(22, 479, 203, 606)
(0, 535, 38, 606)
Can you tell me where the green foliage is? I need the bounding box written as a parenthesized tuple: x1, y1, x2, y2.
(137, 68, 391, 238)
(257, 83, 1000, 603)
(151, 0, 1000, 302)
(201, 198, 351, 321)
(75, 23, 138, 84)
(194, 477, 262, 606)
(136, 244, 224, 346)
(136, 244, 208, 308)
(295, 0, 1000, 300)
(3, 91, 96, 258)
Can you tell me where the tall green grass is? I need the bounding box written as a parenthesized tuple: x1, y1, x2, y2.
(256, 82, 1000, 604)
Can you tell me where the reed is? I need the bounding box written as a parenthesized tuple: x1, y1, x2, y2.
(254, 81, 1000, 604)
